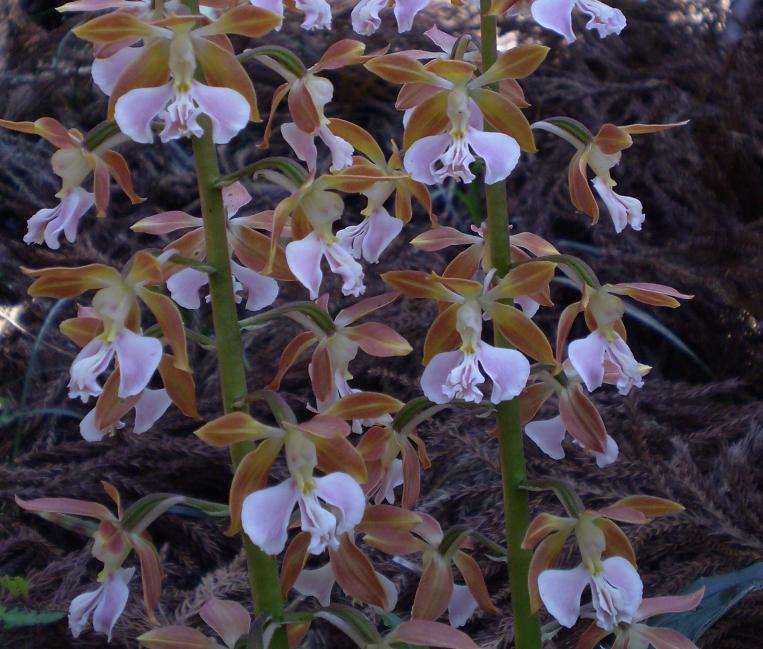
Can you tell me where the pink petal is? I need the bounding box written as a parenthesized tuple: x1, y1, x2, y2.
(634, 588, 704, 622)
(606, 335, 644, 395)
(524, 415, 566, 460)
(250, 0, 284, 25)
(393, 0, 430, 32)
(286, 232, 326, 299)
(91, 567, 135, 642)
(231, 262, 279, 311)
(25, 188, 94, 249)
(167, 267, 209, 310)
(296, 0, 332, 30)
(92, 46, 144, 96)
(242, 478, 299, 555)
(191, 81, 250, 144)
(113, 329, 163, 398)
(318, 124, 354, 171)
(324, 242, 366, 297)
(133, 388, 171, 434)
(377, 571, 398, 612)
(199, 596, 251, 649)
(594, 434, 618, 467)
(578, 0, 626, 38)
(294, 562, 336, 606)
(115, 83, 174, 144)
(424, 25, 458, 53)
(592, 177, 644, 233)
(69, 338, 115, 402)
(476, 341, 530, 404)
(466, 128, 520, 185)
(379, 458, 404, 505)
(351, 0, 388, 35)
(598, 556, 643, 622)
(132, 211, 202, 234)
(514, 295, 540, 318)
(403, 134, 451, 185)
(222, 181, 252, 218)
(80, 408, 107, 442)
(568, 330, 607, 392)
(362, 206, 403, 263)
(531, 0, 577, 42)
(298, 490, 340, 554)
(282, 122, 318, 171)
(69, 585, 104, 638)
(537, 564, 590, 628)
(314, 472, 366, 535)
(448, 583, 479, 628)
(421, 350, 467, 404)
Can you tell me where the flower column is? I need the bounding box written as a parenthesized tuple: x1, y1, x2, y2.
(479, 3, 542, 647)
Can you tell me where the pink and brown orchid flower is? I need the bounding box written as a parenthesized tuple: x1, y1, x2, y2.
(365, 44, 548, 185)
(74, 6, 281, 143)
(0, 117, 143, 246)
(533, 117, 688, 231)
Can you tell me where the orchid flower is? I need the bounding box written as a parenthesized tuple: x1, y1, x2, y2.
(81, 387, 172, 442)
(365, 44, 548, 186)
(266, 292, 411, 416)
(16, 484, 186, 633)
(385, 264, 559, 405)
(69, 567, 134, 642)
(0, 117, 143, 246)
(523, 495, 684, 630)
(132, 181, 284, 312)
(25, 251, 191, 405)
(533, 117, 688, 231)
(492, 0, 625, 43)
(576, 587, 705, 649)
(74, 7, 281, 143)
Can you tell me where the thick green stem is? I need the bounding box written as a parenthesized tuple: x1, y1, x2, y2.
(192, 117, 287, 646)
(479, 5, 542, 648)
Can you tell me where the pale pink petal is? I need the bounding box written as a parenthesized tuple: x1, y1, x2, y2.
(167, 267, 209, 310)
(26, 187, 95, 249)
(606, 335, 643, 395)
(191, 81, 250, 144)
(318, 124, 354, 171)
(466, 128, 520, 185)
(403, 134, 452, 185)
(69, 585, 104, 638)
(591, 557, 643, 630)
(421, 350, 469, 404)
(80, 408, 107, 442)
(537, 564, 590, 628)
(594, 434, 618, 467)
(448, 584, 479, 628)
(251, 0, 284, 26)
(115, 83, 174, 144)
(133, 388, 171, 434)
(282, 122, 318, 171)
(377, 571, 398, 612)
(296, 0, 332, 30)
(92, 567, 134, 642)
(567, 330, 607, 392)
(379, 458, 404, 505)
(231, 261, 279, 311)
(476, 341, 530, 404)
(69, 338, 116, 402)
(223, 182, 252, 218)
(113, 329, 163, 398)
(286, 232, 326, 299)
(577, 0, 626, 37)
(351, 0, 388, 35)
(634, 589, 705, 623)
(294, 562, 336, 606)
(592, 177, 644, 233)
(531, 0, 577, 42)
(362, 206, 402, 263)
(424, 25, 458, 53)
(242, 478, 300, 555)
(199, 596, 251, 649)
(524, 415, 566, 460)
(515, 295, 540, 318)
(324, 242, 366, 297)
(159, 92, 204, 143)
(314, 472, 366, 535)
(393, 0, 430, 32)
(92, 46, 144, 96)
(298, 490, 340, 554)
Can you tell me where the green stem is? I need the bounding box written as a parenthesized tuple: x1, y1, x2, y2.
(192, 116, 288, 645)
(479, 4, 542, 648)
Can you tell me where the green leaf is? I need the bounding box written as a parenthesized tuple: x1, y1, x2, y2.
(0, 606, 65, 629)
(0, 576, 29, 600)
(650, 562, 763, 641)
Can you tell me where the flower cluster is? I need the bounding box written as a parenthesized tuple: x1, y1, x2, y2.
(8, 1, 702, 648)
